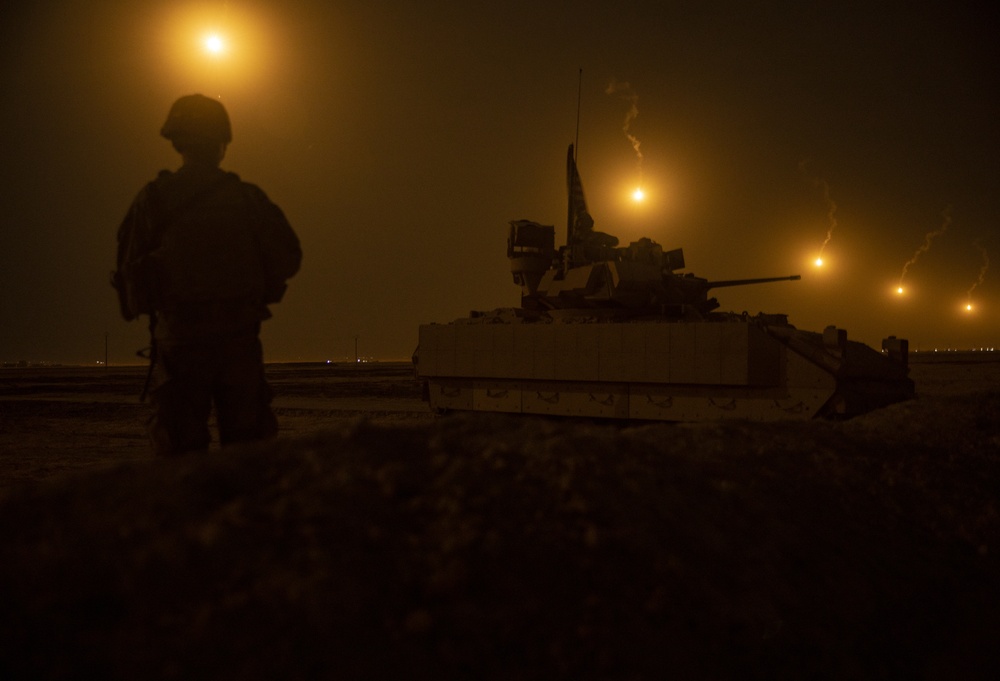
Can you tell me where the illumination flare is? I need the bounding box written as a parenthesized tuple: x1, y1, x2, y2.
(205, 34, 224, 53)
(897, 205, 952, 290)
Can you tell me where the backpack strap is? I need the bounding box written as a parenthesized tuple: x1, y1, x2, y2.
(147, 171, 238, 244)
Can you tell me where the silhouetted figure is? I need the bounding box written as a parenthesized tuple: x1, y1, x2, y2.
(113, 94, 301, 456)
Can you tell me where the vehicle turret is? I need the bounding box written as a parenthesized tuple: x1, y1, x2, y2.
(508, 145, 801, 318)
(509, 219, 800, 317)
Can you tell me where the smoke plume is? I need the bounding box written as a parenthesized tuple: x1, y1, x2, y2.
(966, 239, 990, 303)
(898, 205, 953, 287)
(605, 80, 643, 182)
(798, 161, 838, 257)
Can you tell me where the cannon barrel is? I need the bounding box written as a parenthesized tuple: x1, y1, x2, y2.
(705, 274, 801, 290)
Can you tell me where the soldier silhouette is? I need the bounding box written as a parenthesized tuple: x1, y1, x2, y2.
(113, 94, 301, 456)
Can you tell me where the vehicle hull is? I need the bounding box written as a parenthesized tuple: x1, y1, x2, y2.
(416, 316, 913, 422)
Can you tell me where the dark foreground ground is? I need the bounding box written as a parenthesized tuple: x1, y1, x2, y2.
(1, 358, 998, 679)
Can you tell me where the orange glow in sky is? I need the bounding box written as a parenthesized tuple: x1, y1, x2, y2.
(156, 5, 282, 95)
(2, 3, 995, 364)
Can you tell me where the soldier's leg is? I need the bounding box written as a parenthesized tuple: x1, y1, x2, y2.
(147, 344, 214, 456)
(215, 335, 278, 447)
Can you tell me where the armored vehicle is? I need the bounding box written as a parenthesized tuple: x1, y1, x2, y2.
(415, 146, 914, 421)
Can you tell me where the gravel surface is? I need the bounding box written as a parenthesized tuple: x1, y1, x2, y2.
(1, 360, 998, 679)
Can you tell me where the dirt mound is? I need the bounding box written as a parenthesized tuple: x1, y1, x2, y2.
(1, 393, 999, 680)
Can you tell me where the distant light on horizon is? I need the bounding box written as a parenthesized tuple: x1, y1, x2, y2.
(632, 187, 645, 202)
(897, 286, 904, 295)
(814, 257, 823, 267)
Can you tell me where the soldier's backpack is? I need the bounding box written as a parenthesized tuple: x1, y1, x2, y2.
(112, 173, 236, 321)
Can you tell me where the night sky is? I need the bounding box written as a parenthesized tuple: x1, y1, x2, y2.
(1, 1, 997, 364)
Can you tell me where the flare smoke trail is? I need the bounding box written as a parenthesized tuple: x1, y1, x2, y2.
(798, 160, 838, 257)
(966, 239, 990, 303)
(605, 80, 643, 184)
(898, 206, 953, 287)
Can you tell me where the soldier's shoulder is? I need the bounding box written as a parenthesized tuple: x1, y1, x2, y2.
(233, 177, 275, 203)
(141, 169, 175, 194)
(229, 172, 261, 192)
(150, 169, 175, 187)
(129, 170, 172, 204)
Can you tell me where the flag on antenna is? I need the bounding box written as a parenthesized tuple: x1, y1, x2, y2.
(566, 144, 592, 244)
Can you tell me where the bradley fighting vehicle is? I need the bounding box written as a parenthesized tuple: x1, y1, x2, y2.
(415, 146, 914, 421)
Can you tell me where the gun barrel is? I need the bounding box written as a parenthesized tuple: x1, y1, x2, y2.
(706, 275, 801, 290)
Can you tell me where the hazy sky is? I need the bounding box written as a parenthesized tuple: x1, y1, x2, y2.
(1, 0, 997, 363)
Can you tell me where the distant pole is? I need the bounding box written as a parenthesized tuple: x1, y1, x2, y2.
(104, 332, 108, 370)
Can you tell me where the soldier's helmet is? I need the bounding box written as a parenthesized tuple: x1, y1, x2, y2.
(160, 94, 232, 145)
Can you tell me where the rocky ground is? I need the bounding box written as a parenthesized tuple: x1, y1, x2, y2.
(0, 358, 998, 680)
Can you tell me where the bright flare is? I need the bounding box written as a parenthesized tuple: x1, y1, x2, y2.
(814, 257, 824, 267)
(897, 287, 904, 295)
(204, 34, 225, 55)
(632, 188, 645, 202)
(966, 303, 973, 312)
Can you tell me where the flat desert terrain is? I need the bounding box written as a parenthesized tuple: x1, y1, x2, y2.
(1, 354, 998, 679)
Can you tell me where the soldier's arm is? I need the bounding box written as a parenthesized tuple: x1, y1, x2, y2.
(258, 197, 302, 281)
(244, 184, 302, 301)
(112, 186, 155, 320)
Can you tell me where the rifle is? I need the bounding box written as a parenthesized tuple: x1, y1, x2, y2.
(137, 313, 157, 402)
